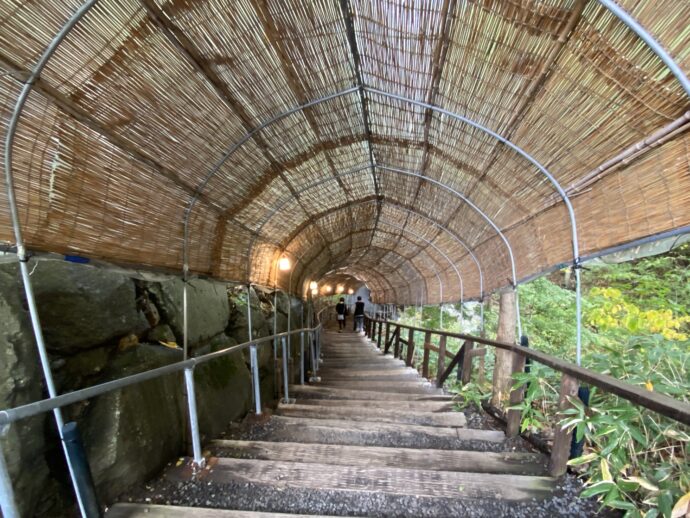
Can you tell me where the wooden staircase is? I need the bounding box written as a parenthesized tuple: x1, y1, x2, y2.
(108, 329, 555, 517)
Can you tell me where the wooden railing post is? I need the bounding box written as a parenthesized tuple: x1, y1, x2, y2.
(460, 340, 474, 385)
(506, 351, 527, 437)
(406, 328, 415, 366)
(394, 326, 401, 358)
(549, 373, 580, 476)
(422, 331, 431, 379)
(377, 321, 383, 349)
(435, 335, 447, 387)
(385, 321, 391, 350)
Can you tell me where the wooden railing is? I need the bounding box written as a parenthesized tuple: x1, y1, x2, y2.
(364, 316, 690, 476)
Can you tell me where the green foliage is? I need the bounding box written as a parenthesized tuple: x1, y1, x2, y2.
(403, 245, 690, 516)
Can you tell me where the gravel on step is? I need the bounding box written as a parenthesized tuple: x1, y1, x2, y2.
(217, 415, 536, 454)
(121, 473, 618, 518)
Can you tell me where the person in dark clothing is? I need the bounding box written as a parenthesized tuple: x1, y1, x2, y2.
(335, 297, 347, 332)
(353, 296, 365, 332)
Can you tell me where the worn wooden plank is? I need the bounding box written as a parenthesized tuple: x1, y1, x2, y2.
(290, 385, 453, 402)
(317, 380, 439, 394)
(317, 368, 418, 378)
(264, 416, 505, 446)
(275, 403, 467, 427)
(186, 458, 554, 501)
(107, 504, 331, 517)
(294, 398, 455, 412)
(211, 440, 548, 476)
(318, 373, 421, 383)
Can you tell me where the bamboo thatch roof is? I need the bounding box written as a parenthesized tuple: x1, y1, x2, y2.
(1, 0, 689, 303)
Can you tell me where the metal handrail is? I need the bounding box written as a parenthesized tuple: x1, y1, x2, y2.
(0, 326, 319, 427)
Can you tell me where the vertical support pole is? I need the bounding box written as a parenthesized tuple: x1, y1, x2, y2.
(436, 335, 447, 387)
(183, 279, 189, 361)
(422, 331, 432, 379)
(406, 328, 415, 367)
(299, 331, 305, 385)
(250, 344, 262, 415)
(460, 340, 474, 385)
(506, 351, 527, 438)
(281, 337, 293, 403)
(247, 284, 263, 415)
(61, 423, 101, 517)
(549, 374, 580, 476)
(0, 430, 20, 518)
(273, 289, 279, 397)
(183, 367, 205, 468)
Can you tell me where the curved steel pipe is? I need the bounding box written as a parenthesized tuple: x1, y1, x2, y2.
(598, 0, 690, 98)
(2, 2, 100, 515)
(247, 166, 484, 295)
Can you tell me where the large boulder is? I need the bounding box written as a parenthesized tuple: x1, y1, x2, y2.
(0, 263, 52, 517)
(194, 334, 251, 439)
(78, 345, 185, 503)
(148, 278, 229, 350)
(30, 260, 149, 352)
(227, 286, 269, 345)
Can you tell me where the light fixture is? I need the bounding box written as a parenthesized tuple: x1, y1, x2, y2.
(278, 255, 291, 271)
(311, 288, 318, 296)
(348, 288, 354, 295)
(324, 285, 332, 293)
(309, 281, 318, 290)
(336, 285, 344, 294)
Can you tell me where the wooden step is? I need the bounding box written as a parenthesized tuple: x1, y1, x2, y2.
(175, 458, 554, 501)
(276, 403, 467, 427)
(295, 398, 455, 412)
(210, 440, 548, 475)
(107, 503, 335, 517)
(261, 416, 505, 449)
(317, 380, 439, 394)
(290, 385, 452, 402)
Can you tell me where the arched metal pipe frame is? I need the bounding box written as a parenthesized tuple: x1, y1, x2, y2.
(245, 166, 475, 293)
(375, 218, 461, 331)
(2, 4, 690, 514)
(317, 227, 441, 304)
(301, 223, 454, 325)
(289, 220, 453, 305)
(295, 232, 422, 304)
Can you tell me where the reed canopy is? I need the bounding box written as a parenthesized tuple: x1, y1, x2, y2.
(1, 0, 689, 304)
